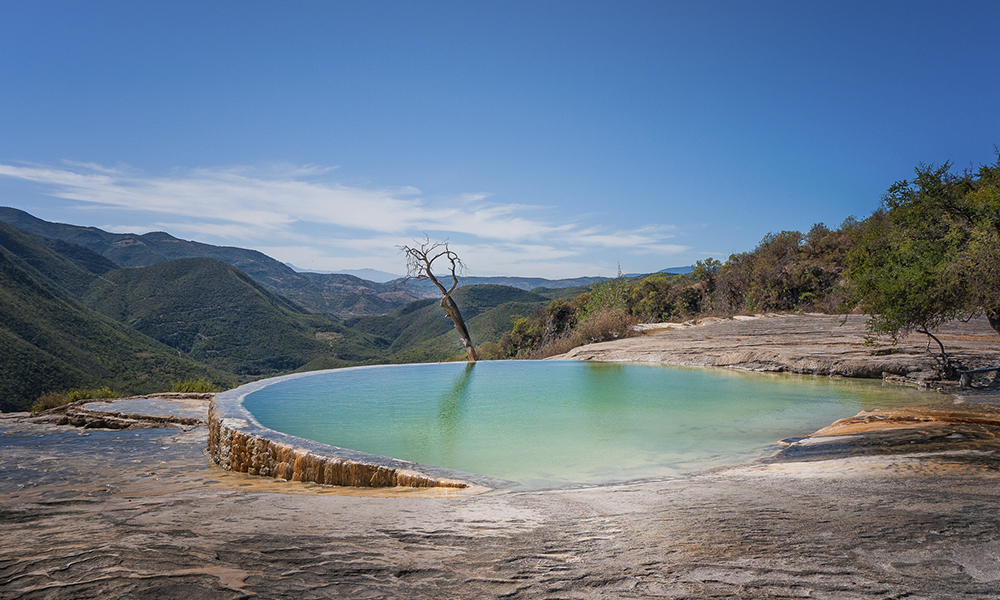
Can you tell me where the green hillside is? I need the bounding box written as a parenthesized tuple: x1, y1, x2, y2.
(0, 247, 221, 412)
(391, 300, 548, 362)
(0, 220, 118, 296)
(83, 257, 384, 375)
(288, 271, 427, 318)
(530, 284, 593, 301)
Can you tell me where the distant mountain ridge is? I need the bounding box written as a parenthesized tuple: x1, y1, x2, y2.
(0, 207, 426, 318)
(335, 268, 401, 282)
(658, 266, 694, 275)
(391, 275, 609, 296)
(0, 207, 688, 317)
(285, 265, 402, 283)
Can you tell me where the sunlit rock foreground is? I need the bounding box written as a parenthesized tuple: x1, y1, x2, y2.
(2, 314, 1000, 599)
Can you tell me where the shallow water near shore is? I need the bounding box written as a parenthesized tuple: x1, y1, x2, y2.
(243, 361, 937, 489)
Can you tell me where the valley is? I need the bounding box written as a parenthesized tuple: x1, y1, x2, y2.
(0, 208, 634, 411)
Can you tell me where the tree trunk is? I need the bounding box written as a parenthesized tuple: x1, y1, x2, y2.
(917, 327, 954, 379)
(400, 239, 478, 363)
(987, 309, 1000, 338)
(441, 295, 478, 362)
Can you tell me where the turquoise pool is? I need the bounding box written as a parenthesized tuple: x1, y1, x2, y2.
(242, 361, 932, 489)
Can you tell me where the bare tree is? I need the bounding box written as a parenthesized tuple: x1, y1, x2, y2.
(399, 238, 478, 362)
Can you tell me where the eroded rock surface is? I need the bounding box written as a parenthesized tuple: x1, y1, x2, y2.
(25, 393, 212, 430)
(558, 313, 1000, 386)
(3, 420, 1000, 599)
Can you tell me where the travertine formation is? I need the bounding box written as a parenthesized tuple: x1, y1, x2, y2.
(207, 402, 470, 488)
(205, 374, 497, 489)
(27, 393, 212, 429)
(810, 402, 1000, 436)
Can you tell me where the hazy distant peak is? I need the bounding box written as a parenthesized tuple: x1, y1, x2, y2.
(659, 265, 694, 274)
(284, 263, 401, 283)
(336, 268, 403, 283)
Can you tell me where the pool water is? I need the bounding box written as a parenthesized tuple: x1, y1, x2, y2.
(242, 361, 932, 489)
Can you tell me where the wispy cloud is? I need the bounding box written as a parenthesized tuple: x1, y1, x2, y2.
(0, 161, 690, 276)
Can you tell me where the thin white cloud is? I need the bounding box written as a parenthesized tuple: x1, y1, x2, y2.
(629, 243, 691, 255)
(149, 221, 273, 241)
(0, 161, 690, 276)
(461, 192, 492, 202)
(254, 245, 352, 271)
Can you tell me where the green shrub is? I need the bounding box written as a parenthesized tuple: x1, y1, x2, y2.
(169, 379, 222, 393)
(476, 340, 501, 359)
(583, 265, 628, 319)
(528, 307, 637, 359)
(30, 386, 122, 413)
(627, 273, 675, 322)
(573, 307, 637, 345)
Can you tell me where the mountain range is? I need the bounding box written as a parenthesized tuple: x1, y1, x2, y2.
(0, 206, 690, 411)
(0, 207, 623, 317)
(0, 207, 426, 319)
(287, 266, 402, 283)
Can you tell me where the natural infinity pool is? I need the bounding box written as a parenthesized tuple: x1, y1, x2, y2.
(243, 361, 932, 489)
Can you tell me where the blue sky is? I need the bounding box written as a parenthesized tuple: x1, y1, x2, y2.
(1, 1, 998, 279)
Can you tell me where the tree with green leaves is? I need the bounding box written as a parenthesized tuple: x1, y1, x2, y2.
(846, 156, 1000, 375)
(583, 264, 629, 318)
(399, 238, 478, 362)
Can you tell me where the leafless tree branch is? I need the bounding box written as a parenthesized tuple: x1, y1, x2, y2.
(398, 237, 478, 362)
